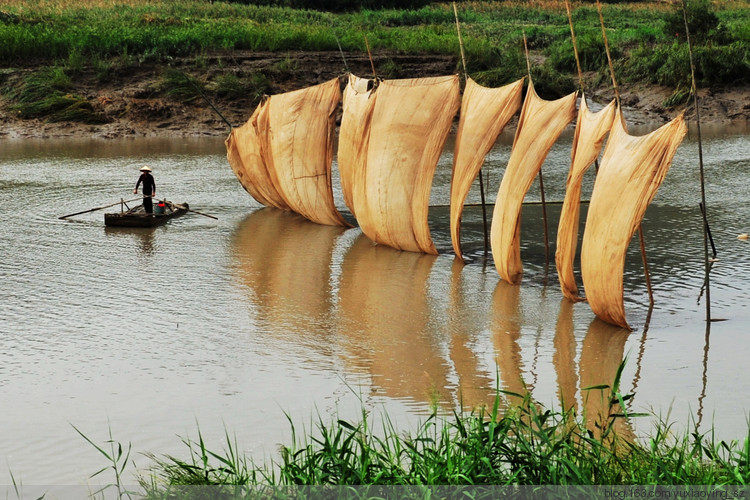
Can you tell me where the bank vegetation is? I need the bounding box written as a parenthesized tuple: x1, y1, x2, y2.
(0, 0, 748, 128)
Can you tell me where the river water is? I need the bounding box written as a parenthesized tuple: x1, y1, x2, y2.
(1, 123, 750, 488)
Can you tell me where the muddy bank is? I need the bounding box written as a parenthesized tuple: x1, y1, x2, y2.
(0, 51, 748, 139)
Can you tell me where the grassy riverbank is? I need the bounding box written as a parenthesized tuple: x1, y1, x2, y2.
(1, 0, 749, 138)
(78, 372, 750, 495)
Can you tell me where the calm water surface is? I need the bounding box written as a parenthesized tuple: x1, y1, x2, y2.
(1, 124, 750, 487)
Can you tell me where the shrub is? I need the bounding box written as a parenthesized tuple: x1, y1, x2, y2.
(663, 0, 719, 44)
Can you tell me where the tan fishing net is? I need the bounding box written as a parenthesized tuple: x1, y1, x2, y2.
(226, 104, 289, 210)
(358, 75, 460, 254)
(450, 77, 523, 261)
(556, 96, 616, 301)
(338, 74, 376, 219)
(226, 78, 349, 227)
(580, 110, 687, 329)
(491, 82, 577, 283)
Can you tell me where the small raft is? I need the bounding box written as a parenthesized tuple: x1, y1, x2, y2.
(104, 201, 189, 228)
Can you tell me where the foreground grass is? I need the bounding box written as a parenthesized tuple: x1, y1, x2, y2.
(135, 403, 750, 493)
(71, 366, 750, 498)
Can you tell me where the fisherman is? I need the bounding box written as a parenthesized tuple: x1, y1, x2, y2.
(134, 165, 156, 214)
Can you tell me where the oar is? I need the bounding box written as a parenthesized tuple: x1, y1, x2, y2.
(59, 197, 141, 219)
(163, 200, 218, 220)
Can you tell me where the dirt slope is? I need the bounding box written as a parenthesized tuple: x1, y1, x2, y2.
(1, 50, 748, 139)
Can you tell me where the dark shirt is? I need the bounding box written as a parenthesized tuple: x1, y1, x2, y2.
(135, 173, 156, 196)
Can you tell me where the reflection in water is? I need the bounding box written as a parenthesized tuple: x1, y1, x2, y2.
(448, 260, 497, 410)
(554, 299, 579, 412)
(231, 208, 646, 432)
(491, 280, 527, 407)
(697, 322, 711, 428)
(232, 208, 345, 341)
(338, 234, 451, 405)
(579, 319, 634, 440)
(105, 226, 157, 257)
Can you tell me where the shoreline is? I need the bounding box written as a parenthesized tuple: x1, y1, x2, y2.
(1, 51, 748, 140)
(2, 86, 748, 141)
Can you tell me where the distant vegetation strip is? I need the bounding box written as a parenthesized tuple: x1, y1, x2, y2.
(0, 0, 747, 120)
(1, 1, 749, 82)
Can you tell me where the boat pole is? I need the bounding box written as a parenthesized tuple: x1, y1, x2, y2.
(682, 0, 711, 322)
(564, 0, 585, 93)
(597, 0, 654, 305)
(59, 197, 142, 219)
(453, 2, 489, 253)
(522, 30, 551, 267)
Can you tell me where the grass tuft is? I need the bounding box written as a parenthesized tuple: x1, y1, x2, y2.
(6, 67, 106, 123)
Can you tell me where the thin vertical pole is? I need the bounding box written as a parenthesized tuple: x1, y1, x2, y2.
(564, 0, 584, 91)
(682, 0, 711, 322)
(596, 0, 620, 106)
(332, 29, 349, 73)
(453, 2, 489, 252)
(364, 35, 377, 79)
(522, 30, 550, 265)
(539, 169, 550, 267)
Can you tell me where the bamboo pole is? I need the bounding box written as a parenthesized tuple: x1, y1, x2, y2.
(453, 2, 489, 252)
(186, 73, 233, 131)
(596, 0, 620, 106)
(522, 30, 551, 267)
(59, 197, 142, 219)
(564, 0, 584, 92)
(332, 29, 349, 73)
(364, 35, 377, 79)
(596, 0, 653, 305)
(682, 0, 711, 323)
(163, 200, 218, 220)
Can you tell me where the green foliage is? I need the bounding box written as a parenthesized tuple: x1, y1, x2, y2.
(212, 71, 271, 101)
(625, 39, 750, 92)
(159, 69, 205, 103)
(0, 0, 747, 120)
(213, 73, 245, 98)
(5, 67, 106, 123)
(73, 424, 138, 499)
(530, 62, 577, 100)
(377, 58, 403, 79)
(694, 42, 750, 86)
(135, 375, 750, 492)
(663, 0, 720, 44)
(219, 0, 435, 12)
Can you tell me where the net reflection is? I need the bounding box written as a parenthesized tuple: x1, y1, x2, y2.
(491, 280, 527, 407)
(553, 298, 634, 438)
(447, 260, 498, 411)
(337, 234, 452, 406)
(579, 318, 634, 440)
(232, 208, 345, 338)
(231, 208, 638, 427)
(554, 299, 579, 413)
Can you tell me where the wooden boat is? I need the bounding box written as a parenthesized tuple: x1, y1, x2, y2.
(104, 200, 189, 227)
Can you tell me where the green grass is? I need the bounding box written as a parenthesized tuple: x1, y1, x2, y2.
(5, 66, 106, 123)
(1, 0, 748, 121)
(73, 362, 750, 497)
(132, 394, 750, 494)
